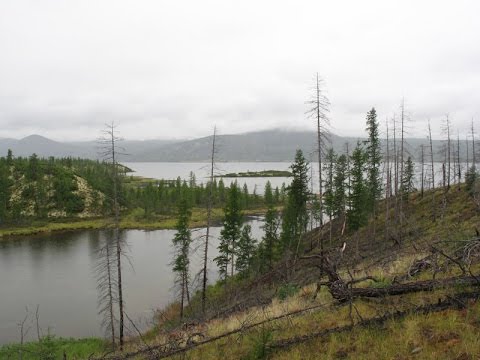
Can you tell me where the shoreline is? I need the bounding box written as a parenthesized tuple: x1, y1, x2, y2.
(0, 207, 270, 239)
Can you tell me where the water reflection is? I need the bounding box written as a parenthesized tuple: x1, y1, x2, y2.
(0, 218, 264, 345)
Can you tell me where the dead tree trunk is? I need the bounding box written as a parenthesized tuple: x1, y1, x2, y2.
(428, 120, 436, 222)
(201, 126, 216, 315)
(420, 144, 425, 198)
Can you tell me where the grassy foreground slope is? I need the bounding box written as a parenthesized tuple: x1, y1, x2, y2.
(114, 184, 480, 360)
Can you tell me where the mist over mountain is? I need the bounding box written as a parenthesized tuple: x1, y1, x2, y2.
(0, 129, 462, 162)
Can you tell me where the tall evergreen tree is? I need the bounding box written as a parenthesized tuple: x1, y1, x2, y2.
(280, 150, 309, 257)
(6, 149, 13, 166)
(323, 148, 336, 222)
(214, 182, 242, 280)
(0, 160, 10, 223)
(365, 108, 382, 214)
(323, 148, 336, 243)
(235, 225, 257, 276)
(260, 181, 279, 270)
(401, 156, 415, 202)
(172, 198, 192, 319)
(347, 143, 368, 231)
(333, 154, 347, 219)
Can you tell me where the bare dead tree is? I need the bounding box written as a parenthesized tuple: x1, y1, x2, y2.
(201, 126, 217, 315)
(306, 73, 330, 281)
(442, 114, 452, 190)
(385, 118, 391, 241)
(472, 119, 476, 170)
(466, 134, 470, 171)
(428, 120, 436, 222)
(456, 131, 461, 183)
(393, 114, 398, 198)
(420, 145, 425, 198)
(400, 101, 405, 189)
(17, 307, 31, 360)
(398, 99, 409, 242)
(35, 304, 41, 341)
(95, 235, 117, 349)
(306, 73, 331, 226)
(98, 122, 126, 349)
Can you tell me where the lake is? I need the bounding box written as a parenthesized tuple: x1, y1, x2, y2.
(122, 161, 466, 194)
(123, 162, 296, 194)
(0, 218, 265, 345)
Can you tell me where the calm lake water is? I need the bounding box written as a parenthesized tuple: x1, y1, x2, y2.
(122, 161, 465, 194)
(123, 162, 295, 194)
(0, 218, 264, 345)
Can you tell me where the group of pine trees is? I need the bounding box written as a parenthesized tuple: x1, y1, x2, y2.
(0, 150, 286, 225)
(0, 153, 101, 223)
(169, 105, 480, 319)
(126, 175, 285, 219)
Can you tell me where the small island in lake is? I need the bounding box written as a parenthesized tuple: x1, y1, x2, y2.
(220, 170, 292, 178)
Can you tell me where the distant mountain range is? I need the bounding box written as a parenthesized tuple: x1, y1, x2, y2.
(0, 130, 469, 162)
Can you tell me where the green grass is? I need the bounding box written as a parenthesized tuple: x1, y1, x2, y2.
(0, 207, 274, 240)
(220, 170, 292, 178)
(0, 218, 108, 237)
(0, 336, 105, 360)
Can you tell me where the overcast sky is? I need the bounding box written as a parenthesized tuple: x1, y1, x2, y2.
(0, 0, 479, 141)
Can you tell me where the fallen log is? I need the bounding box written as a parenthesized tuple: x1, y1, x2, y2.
(327, 275, 480, 301)
(267, 291, 480, 351)
(300, 253, 480, 301)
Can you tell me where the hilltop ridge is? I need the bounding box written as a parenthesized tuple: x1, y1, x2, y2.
(1, 129, 457, 162)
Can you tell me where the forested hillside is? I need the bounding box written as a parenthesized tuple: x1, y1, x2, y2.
(0, 150, 284, 227)
(0, 152, 108, 223)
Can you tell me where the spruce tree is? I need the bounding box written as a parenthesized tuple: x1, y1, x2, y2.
(280, 150, 309, 256)
(323, 148, 336, 243)
(400, 156, 415, 202)
(235, 225, 257, 276)
(323, 148, 336, 222)
(260, 181, 279, 270)
(214, 182, 242, 281)
(172, 198, 192, 319)
(365, 107, 382, 214)
(347, 143, 368, 231)
(0, 160, 10, 223)
(333, 154, 347, 219)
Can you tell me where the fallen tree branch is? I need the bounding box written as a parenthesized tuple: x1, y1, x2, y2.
(328, 275, 480, 302)
(99, 302, 331, 359)
(267, 292, 480, 351)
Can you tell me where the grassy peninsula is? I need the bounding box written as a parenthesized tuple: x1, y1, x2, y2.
(220, 170, 292, 177)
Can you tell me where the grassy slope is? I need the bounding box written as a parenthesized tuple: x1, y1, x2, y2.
(0, 337, 105, 359)
(131, 184, 480, 360)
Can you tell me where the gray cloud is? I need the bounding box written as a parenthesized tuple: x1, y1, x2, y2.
(0, 0, 479, 141)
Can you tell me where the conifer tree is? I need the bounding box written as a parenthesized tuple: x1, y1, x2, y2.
(323, 148, 336, 243)
(347, 143, 368, 231)
(215, 182, 242, 281)
(172, 198, 192, 319)
(6, 149, 13, 166)
(365, 108, 382, 214)
(260, 181, 279, 270)
(280, 150, 309, 258)
(400, 156, 415, 202)
(333, 154, 347, 219)
(235, 225, 257, 276)
(0, 160, 10, 223)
